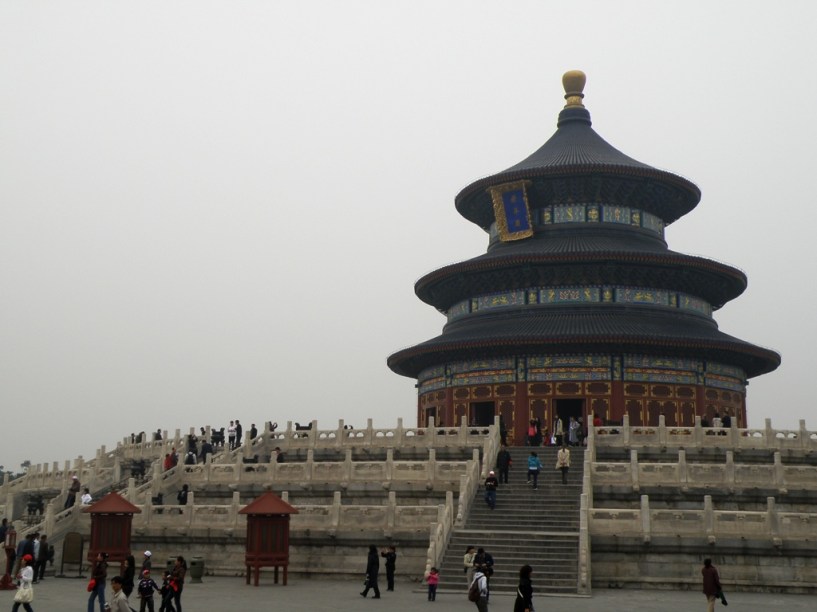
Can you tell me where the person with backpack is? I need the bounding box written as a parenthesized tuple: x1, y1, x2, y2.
(469, 567, 489, 611)
(527, 451, 543, 489)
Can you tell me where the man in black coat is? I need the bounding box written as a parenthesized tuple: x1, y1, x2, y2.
(496, 444, 512, 484)
(360, 544, 381, 598)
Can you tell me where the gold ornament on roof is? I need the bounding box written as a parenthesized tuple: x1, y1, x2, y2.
(562, 70, 586, 108)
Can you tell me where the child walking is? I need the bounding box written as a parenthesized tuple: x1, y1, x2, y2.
(426, 567, 439, 601)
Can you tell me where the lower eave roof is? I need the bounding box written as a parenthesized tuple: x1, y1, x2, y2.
(388, 307, 780, 379)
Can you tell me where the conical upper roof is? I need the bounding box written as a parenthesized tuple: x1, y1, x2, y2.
(455, 71, 701, 229)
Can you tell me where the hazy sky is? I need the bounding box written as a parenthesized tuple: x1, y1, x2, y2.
(2, 1, 816, 471)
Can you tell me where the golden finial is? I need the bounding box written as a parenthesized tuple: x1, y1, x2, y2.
(562, 70, 586, 108)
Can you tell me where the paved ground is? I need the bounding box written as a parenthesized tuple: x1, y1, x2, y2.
(6, 576, 814, 611)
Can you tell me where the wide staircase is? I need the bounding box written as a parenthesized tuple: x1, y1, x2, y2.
(439, 445, 584, 594)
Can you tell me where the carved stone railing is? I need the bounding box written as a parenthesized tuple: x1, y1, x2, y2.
(127, 490, 448, 535)
(594, 417, 817, 452)
(590, 494, 816, 546)
(592, 448, 817, 494)
(424, 491, 455, 576)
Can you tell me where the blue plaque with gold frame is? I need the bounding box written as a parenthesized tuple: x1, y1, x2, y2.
(487, 180, 533, 241)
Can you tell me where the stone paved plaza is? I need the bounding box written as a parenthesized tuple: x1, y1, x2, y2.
(6, 576, 814, 611)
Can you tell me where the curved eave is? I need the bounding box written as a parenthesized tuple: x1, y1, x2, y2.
(455, 165, 701, 229)
(415, 251, 747, 310)
(388, 310, 780, 380)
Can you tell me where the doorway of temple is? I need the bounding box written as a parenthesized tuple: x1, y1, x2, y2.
(470, 401, 495, 427)
(555, 398, 585, 432)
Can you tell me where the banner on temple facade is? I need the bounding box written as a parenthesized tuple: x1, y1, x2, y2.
(487, 180, 533, 241)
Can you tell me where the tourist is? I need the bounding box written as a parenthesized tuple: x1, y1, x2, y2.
(568, 416, 579, 446)
(108, 576, 130, 612)
(153, 429, 162, 442)
(184, 452, 196, 466)
(514, 564, 533, 612)
(425, 566, 439, 601)
(65, 475, 81, 509)
(137, 569, 160, 612)
(483, 471, 499, 510)
(162, 454, 173, 472)
(227, 421, 236, 450)
(499, 419, 508, 446)
(164, 556, 186, 612)
(526, 420, 537, 447)
(463, 545, 476, 587)
(87, 551, 108, 612)
(496, 444, 511, 484)
(359, 544, 381, 599)
(274, 447, 285, 463)
(527, 452, 543, 489)
(556, 444, 570, 484)
(702, 558, 727, 611)
(11, 553, 34, 612)
(380, 545, 397, 591)
(235, 419, 243, 447)
(81, 488, 92, 505)
(158, 571, 173, 612)
(34, 534, 49, 582)
(199, 439, 213, 462)
(249, 423, 258, 441)
(470, 566, 489, 611)
(141, 551, 152, 574)
(553, 414, 564, 446)
(122, 554, 136, 598)
(473, 547, 494, 599)
(593, 413, 602, 427)
(0, 518, 8, 543)
(177, 485, 189, 506)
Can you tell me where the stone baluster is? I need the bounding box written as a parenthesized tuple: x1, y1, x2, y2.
(658, 414, 667, 447)
(396, 417, 404, 447)
(704, 495, 715, 543)
(306, 450, 315, 482)
(678, 449, 688, 491)
(725, 451, 735, 491)
(229, 491, 241, 529)
(204, 425, 211, 444)
(336, 419, 345, 449)
(235, 449, 244, 484)
(764, 418, 774, 448)
(640, 494, 651, 543)
(385, 449, 393, 482)
(330, 491, 341, 531)
(126, 478, 136, 504)
(427, 448, 436, 485)
(385, 491, 396, 533)
(186, 492, 195, 528)
(113, 455, 121, 484)
(44, 500, 55, 537)
(767, 496, 782, 547)
(799, 419, 809, 451)
(622, 414, 631, 447)
(630, 449, 639, 492)
(693, 415, 703, 448)
(285, 421, 293, 450)
(773, 451, 786, 493)
(364, 418, 373, 447)
(173, 429, 181, 453)
(586, 421, 596, 463)
(343, 449, 353, 483)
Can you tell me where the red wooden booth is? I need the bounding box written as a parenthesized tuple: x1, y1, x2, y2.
(83, 492, 141, 570)
(238, 492, 298, 586)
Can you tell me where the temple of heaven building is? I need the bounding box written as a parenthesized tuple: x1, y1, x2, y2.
(388, 70, 780, 445)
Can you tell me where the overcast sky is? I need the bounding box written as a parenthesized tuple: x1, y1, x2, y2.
(1, 1, 815, 472)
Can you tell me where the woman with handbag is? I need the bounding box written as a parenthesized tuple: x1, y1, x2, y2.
(12, 553, 35, 612)
(514, 564, 533, 612)
(87, 552, 108, 612)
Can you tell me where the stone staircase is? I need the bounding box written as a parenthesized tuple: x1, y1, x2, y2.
(438, 446, 584, 594)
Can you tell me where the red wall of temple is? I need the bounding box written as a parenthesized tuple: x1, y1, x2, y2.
(418, 382, 746, 445)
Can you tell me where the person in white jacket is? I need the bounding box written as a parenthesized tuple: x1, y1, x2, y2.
(12, 553, 35, 612)
(471, 568, 489, 611)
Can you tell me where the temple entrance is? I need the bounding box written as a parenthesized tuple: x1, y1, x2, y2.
(470, 401, 495, 427)
(555, 398, 585, 428)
